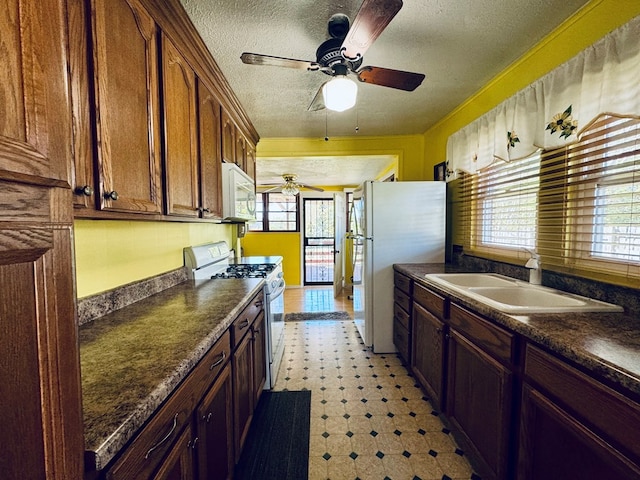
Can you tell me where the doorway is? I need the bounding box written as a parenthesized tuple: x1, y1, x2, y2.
(303, 198, 334, 285)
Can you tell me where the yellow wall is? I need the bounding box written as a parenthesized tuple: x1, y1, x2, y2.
(423, 0, 640, 171)
(74, 220, 233, 298)
(257, 135, 425, 181)
(242, 232, 301, 285)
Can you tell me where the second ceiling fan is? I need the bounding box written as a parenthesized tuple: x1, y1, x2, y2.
(240, 0, 425, 112)
(262, 174, 324, 196)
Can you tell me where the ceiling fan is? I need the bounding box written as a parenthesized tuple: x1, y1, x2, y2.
(262, 174, 325, 196)
(240, 0, 425, 112)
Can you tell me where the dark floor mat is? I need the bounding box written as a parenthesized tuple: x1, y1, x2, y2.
(234, 390, 312, 480)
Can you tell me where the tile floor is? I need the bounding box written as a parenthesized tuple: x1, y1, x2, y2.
(274, 287, 481, 480)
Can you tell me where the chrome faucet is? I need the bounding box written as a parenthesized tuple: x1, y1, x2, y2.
(525, 248, 542, 285)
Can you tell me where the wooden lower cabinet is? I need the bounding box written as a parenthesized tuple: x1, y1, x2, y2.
(447, 330, 513, 479)
(152, 424, 196, 480)
(196, 363, 234, 480)
(518, 343, 640, 480)
(518, 384, 640, 480)
(233, 321, 256, 462)
(393, 272, 413, 364)
(402, 279, 640, 480)
(411, 303, 446, 410)
(252, 312, 267, 406)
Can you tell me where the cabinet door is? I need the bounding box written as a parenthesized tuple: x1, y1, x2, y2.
(233, 331, 254, 462)
(252, 312, 267, 406)
(0, 1, 84, 478)
(393, 303, 411, 364)
(221, 110, 236, 165)
(162, 35, 199, 217)
(447, 330, 513, 479)
(196, 363, 234, 480)
(245, 141, 256, 181)
(518, 384, 640, 480)
(235, 131, 247, 171)
(91, 0, 163, 213)
(0, 0, 72, 184)
(411, 303, 446, 410)
(197, 80, 223, 219)
(68, 0, 96, 210)
(151, 424, 196, 480)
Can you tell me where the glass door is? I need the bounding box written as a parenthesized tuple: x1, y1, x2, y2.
(303, 198, 334, 285)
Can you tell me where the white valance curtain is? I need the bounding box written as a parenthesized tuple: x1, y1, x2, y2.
(446, 14, 640, 178)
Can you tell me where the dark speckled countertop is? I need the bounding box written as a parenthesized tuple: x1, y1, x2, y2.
(79, 277, 263, 471)
(395, 264, 640, 397)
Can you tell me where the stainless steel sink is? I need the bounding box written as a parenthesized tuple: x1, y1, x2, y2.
(424, 273, 623, 314)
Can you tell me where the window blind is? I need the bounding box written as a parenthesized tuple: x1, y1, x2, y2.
(456, 154, 541, 260)
(455, 115, 640, 284)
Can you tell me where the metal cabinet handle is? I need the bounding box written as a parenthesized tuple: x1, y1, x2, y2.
(145, 413, 178, 459)
(209, 351, 226, 370)
(105, 190, 119, 201)
(188, 437, 199, 450)
(239, 319, 250, 330)
(75, 185, 93, 196)
(203, 412, 213, 423)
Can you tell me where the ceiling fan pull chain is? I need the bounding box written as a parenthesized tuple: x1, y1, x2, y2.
(325, 109, 329, 141)
(355, 105, 359, 134)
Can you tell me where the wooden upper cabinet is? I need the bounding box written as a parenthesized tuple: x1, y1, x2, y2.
(245, 140, 256, 182)
(161, 35, 200, 217)
(198, 80, 223, 219)
(235, 131, 247, 172)
(91, 0, 163, 214)
(221, 109, 237, 166)
(0, 0, 72, 186)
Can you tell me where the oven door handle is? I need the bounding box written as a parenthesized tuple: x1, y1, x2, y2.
(268, 280, 286, 300)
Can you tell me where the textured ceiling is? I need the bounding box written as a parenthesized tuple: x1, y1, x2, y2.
(180, 0, 590, 187)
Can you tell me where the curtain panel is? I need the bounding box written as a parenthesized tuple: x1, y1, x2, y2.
(446, 14, 640, 178)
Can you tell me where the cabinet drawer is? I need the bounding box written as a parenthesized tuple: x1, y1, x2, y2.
(107, 386, 192, 479)
(394, 271, 412, 296)
(394, 302, 410, 331)
(394, 288, 411, 313)
(231, 291, 263, 348)
(107, 330, 230, 479)
(393, 320, 410, 363)
(525, 343, 640, 461)
(414, 283, 447, 319)
(449, 304, 515, 365)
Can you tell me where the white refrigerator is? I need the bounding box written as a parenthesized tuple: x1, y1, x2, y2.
(351, 181, 445, 353)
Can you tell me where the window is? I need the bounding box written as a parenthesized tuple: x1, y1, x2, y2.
(457, 153, 541, 260)
(455, 114, 640, 284)
(248, 193, 299, 232)
(557, 115, 640, 279)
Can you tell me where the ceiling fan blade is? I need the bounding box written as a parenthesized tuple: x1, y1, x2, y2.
(307, 83, 326, 111)
(261, 185, 282, 193)
(340, 0, 403, 61)
(300, 183, 324, 192)
(357, 66, 425, 91)
(241, 52, 320, 71)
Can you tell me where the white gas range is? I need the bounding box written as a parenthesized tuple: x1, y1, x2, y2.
(183, 241, 285, 389)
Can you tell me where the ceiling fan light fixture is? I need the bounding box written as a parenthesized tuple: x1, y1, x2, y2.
(281, 183, 300, 196)
(322, 75, 358, 112)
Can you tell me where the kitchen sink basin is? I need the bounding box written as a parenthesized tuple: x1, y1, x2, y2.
(425, 273, 518, 288)
(424, 273, 623, 314)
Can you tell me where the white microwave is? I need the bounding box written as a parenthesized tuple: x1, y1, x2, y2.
(221, 163, 256, 222)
